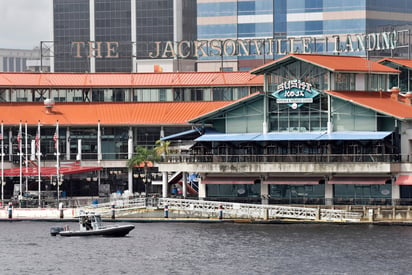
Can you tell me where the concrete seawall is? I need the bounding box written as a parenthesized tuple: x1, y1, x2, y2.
(1, 205, 412, 225)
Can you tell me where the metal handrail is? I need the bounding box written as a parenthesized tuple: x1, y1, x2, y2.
(162, 153, 403, 163)
(158, 198, 362, 222)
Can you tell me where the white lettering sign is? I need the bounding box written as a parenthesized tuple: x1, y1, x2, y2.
(148, 30, 400, 59)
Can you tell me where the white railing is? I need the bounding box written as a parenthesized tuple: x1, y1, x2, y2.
(159, 198, 362, 222)
(81, 197, 147, 217)
(81, 197, 362, 222)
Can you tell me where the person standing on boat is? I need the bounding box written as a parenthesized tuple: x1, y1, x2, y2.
(84, 216, 92, 230)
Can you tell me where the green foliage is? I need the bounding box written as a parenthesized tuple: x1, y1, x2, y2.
(127, 145, 159, 170)
(154, 139, 171, 158)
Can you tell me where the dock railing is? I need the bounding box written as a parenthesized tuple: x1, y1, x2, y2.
(80, 197, 362, 222)
(158, 198, 362, 222)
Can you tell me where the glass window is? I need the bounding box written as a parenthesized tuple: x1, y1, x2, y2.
(335, 73, 356, 91)
(8, 58, 14, 72)
(367, 74, 387, 91)
(213, 87, 233, 101)
(3, 57, 7, 71)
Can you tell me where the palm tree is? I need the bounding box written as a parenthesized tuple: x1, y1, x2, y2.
(127, 145, 159, 194)
(154, 139, 171, 161)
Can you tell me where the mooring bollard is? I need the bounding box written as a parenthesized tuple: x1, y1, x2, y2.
(218, 204, 223, 220)
(111, 204, 116, 220)
(59, 202, 64, 219)
(7, 202, 13, 219)
(164, 204, 169, 218)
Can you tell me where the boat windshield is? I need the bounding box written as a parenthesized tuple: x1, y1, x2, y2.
(91, 215, 103, 229)
(93, 215, 102, 224)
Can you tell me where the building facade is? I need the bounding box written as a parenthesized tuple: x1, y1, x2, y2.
(0, 55, 412, 205)
(160, 54, 412, 205)
(196, 0, 412, 71)
(50, 0, 412, 73)
(0, 48, 49, 73)
(52, 0, 197, 73)
(0, 71, 262, 204)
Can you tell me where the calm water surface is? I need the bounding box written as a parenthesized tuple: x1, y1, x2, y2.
(1, 221, 411, 275)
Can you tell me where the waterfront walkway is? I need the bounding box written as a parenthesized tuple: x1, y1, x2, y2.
(1, 197, 411, 224)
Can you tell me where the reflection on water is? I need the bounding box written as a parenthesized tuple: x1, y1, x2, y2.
(1, 221, 412, 274)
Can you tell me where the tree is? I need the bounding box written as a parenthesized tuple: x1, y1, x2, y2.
(154, 139, 170, 161)
(127, 145, 159, 194)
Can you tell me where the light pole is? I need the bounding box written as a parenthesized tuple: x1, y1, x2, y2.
(140, 170, 151, 195)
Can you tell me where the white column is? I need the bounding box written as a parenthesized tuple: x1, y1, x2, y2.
(162, 172, 168, 198)
(324, 181, 333, 205)
(391, 178, 400, 205)
(131, 0, 137, 72)
(128, 127, 134, 194)
(49, 0, 54, 72)
(198, 178, 206, 200)
(182, 172, 187, 198)
(30, 140, 35, 160)
(97, 121, 102, 161)
(89, 0, 95, 72)
(173, 0, 183, 47)
(160, 126, 164, 138)
(173, 0, 183, 71)
(261, 182, 269, 205)
(76, 139, 82, 161)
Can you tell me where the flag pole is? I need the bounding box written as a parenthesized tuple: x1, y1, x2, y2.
(19, 121, 22, 204)
(1, 121, 4, 205)
(55, 120, 60, 203)
(25, 121, 28, 194)
(37, 121, 41, 208)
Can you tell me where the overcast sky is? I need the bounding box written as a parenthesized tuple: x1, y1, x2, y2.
(0, 0, 52, 49)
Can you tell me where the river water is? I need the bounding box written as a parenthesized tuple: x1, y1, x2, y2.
(1, 221, 411, 275)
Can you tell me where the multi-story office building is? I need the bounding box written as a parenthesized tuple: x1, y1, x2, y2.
(0, 48, 50, 73)
(52, 0, 196, 73)
(196, 0, 412, 71)
(52, 0, 412, 73)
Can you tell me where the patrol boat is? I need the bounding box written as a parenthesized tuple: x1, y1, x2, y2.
(50, 211, 135, 237)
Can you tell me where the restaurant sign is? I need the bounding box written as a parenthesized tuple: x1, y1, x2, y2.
(272, 80, 319, 109)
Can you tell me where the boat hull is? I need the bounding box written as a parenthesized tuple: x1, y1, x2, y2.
(58, 225, 135, 237)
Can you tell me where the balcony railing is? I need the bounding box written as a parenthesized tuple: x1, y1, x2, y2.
(162, 153, 403, 163)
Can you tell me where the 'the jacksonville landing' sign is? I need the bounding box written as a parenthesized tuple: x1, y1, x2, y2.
(70, 30, 404, 59)
(148, 30, 399, 58)
(273, 80, 319, 109)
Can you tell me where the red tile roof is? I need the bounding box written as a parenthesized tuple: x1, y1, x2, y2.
(251, 54, 400, 74)
(378, 58, 412, 69)
(0, 101, 233, 126)
(324, 90, 412, 120)
(0, 71, 264, 88)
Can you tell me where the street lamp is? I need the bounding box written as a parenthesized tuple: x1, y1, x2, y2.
(140, 172, 151, 195)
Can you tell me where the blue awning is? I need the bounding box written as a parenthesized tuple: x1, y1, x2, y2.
(162, 127, 221, 141)
(317, 131, 392, 140)
(253, 132, 324, 141)
(195, 133, 260, 142)
(161, 128, 200, 141)
(195, 131, 392, 142)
